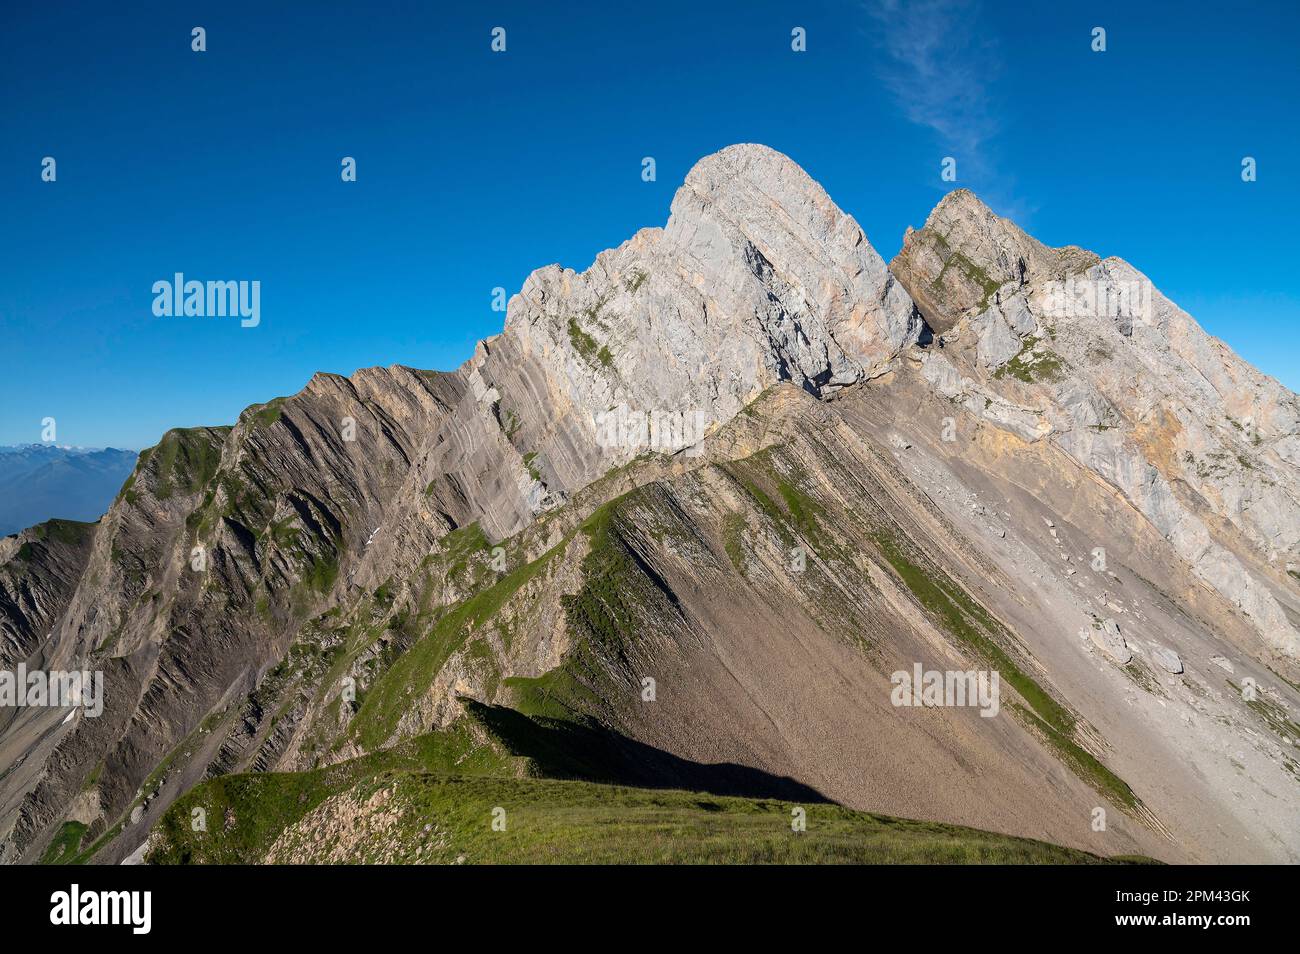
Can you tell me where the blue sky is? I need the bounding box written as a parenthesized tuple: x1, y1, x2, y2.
(2, 0, 1297, 449)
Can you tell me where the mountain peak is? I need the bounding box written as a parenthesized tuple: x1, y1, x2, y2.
(473, 142, 921, 527)
(892, 188, 1100, 334)
(665, 143, 918, 373)
(678, 142, 817, 198)
(670, 142, 853, 251)
(926, 187, 992, 221)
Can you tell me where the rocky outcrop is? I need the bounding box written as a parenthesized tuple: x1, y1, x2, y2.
(1090, 619, 1133, 665)
(891, 189, 1099, 334)
(891, 191, 1300, 659)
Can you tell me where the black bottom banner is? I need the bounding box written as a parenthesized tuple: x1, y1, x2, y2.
(0, 863, 1277, 941)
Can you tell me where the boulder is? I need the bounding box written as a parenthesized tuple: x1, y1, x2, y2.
(1151, 646, 1184, 674)
(1090, 618, 1132, 664)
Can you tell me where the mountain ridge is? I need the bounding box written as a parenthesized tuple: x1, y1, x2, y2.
(2, 144, 1298, 866)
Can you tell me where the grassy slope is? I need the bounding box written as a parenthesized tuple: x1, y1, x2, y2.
(147, 723, 525, 864)
(146, 703, 1155, 865)
(148, 757, 1145, 865)
(871, 534, 1141, 812)
(262, 774, 1146, 865)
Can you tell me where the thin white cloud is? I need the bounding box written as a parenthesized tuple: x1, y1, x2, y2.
(866, 0, 1001, 162)
(864, 0, 1030, 219)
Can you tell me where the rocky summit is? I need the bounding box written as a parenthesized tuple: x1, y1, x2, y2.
(2, 144, 1298, 865)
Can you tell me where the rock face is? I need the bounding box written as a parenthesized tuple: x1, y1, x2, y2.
(471, 143, 920, 529)
(0, 520, 96, 668)
(662, 145, 919, 379)
(890, 190, 1300, 660)
(2, 145, 1299, 867)
(891, 190, 1099, 335)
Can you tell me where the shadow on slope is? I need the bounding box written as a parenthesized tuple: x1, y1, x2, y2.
(141, 700, 833, 864)
(465, 699, 830, 804)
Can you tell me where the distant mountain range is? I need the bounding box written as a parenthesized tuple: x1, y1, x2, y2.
(0, 445, 138, 537)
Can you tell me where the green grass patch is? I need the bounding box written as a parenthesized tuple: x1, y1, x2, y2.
(930, 234, 1001, 311)
(1228, 680, 1300, 740)
(39, 821, 88, 865)
(722, 447, 840, 556)
(773, 471, 825, 541)
(1123, 660, 1163, 695)
(873, 533, 1071, 734)
(268, 517, 301, 552)
(993, 336, 1066, 384)
(16, 519, 96, 561)
(246, 398, 285, 428)
(350, 541, 563, 749)
(722, 512, 748, 575)
(146, 723, 522, 864)
(303, 554, 339, 594)
(499, 405, 521, 439)
(554, 498, 666, 669)
(34, 518, 96, 546)
(567, 317, 614, 369)
(505, 667, 600, 723)
(522, 452, 542, 482)
(503, 495, 664, 723)
(1012, 705, 1140, 812)
(435, 523, 495, 592)
(150, 427, 227, 500)
(722, 458, 792, 545)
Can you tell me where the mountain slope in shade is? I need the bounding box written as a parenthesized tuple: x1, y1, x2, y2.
(0, 446, 138, 538)
(1, 145, 1298, 866)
